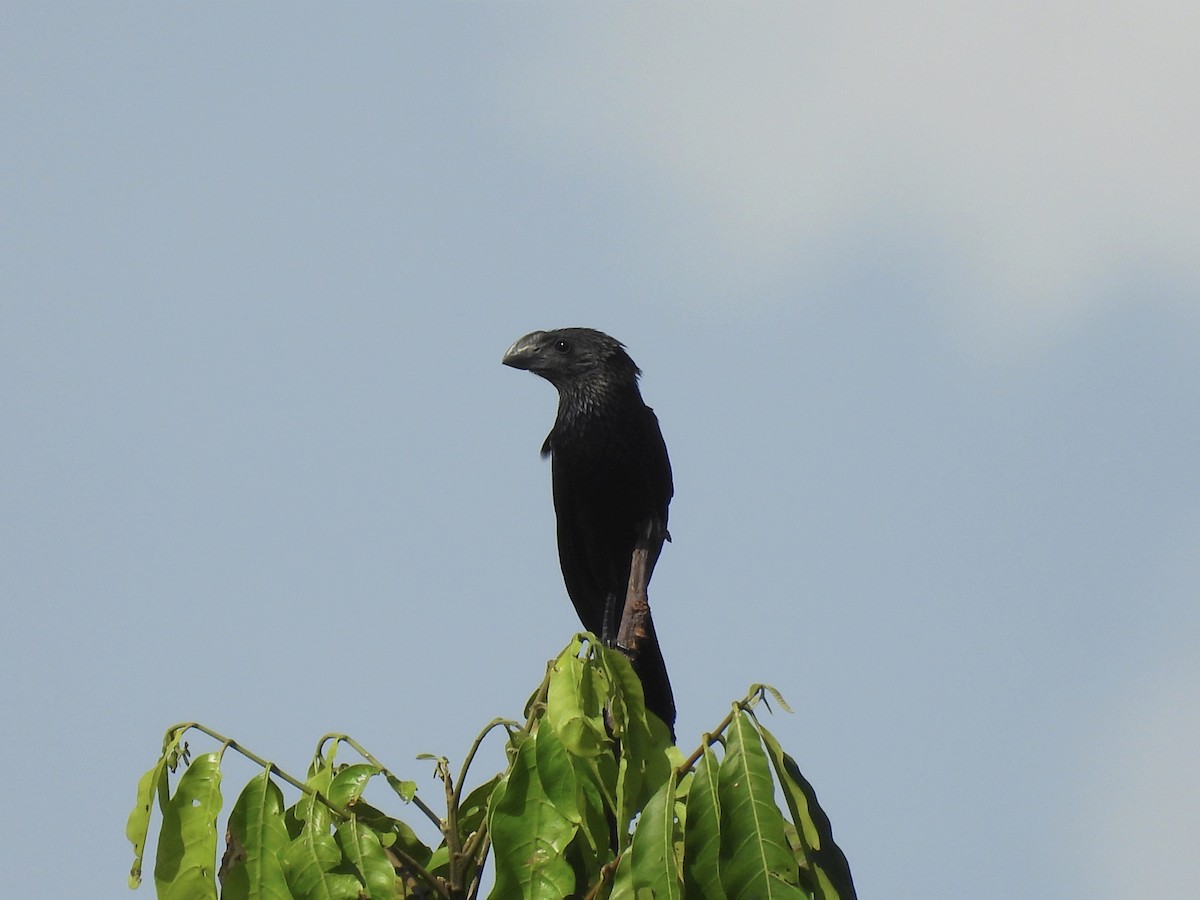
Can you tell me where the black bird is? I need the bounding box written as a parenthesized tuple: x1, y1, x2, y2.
(503, 327, 676, 738)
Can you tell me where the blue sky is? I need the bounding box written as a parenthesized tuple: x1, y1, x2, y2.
(3, 5, 1198, 898)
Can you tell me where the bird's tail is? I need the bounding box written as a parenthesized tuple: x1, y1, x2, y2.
(632, 610, 676, 741)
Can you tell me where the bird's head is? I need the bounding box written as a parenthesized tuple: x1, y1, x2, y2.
(502, 328, 640, 391)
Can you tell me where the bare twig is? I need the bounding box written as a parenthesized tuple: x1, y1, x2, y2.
(616, 518, 666, 657)
(582, 856, 622, 900)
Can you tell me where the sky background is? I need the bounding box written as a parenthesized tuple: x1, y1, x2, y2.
(3, 4, 1198, 898)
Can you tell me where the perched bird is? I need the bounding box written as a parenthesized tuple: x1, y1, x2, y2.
(503, 327, 676, 737)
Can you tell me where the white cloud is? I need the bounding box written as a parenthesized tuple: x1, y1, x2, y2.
(497, 4, 1200, 355)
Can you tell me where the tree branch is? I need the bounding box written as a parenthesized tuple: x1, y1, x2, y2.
(615, 517, 666, 657)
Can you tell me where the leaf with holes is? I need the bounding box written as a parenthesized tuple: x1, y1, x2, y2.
(154, 751, 223, 900)
(220, 769, 289, 900)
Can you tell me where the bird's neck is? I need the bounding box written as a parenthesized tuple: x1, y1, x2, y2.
(555, 379, 640, 431)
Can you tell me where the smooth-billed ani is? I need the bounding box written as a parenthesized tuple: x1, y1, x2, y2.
(503, 327, 676, 737)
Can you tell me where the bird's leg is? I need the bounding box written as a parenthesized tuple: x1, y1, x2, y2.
(601, 591, 619, 647)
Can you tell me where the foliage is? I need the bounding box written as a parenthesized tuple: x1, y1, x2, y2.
(128, 636, 856, 899)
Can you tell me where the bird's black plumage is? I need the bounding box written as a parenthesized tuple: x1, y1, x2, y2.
(503, 327, 676, 737)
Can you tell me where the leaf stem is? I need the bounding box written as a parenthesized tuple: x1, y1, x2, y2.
(318, 732, 444, 828)
(674, 684, 776, 777)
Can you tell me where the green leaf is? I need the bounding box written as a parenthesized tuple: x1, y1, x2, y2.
(546, 636, 611, 758)
(127, 726, 189, 888)
(683, 745, 726, 899)
(334, 820, 396, 900)
(426, 845, 450, 878)
(322, 765, 433, 869)
(535, 719, 580, 825)
(599, 642, 647, 745)
(279, 756, 364, 900)
(562, 749, 618, 880)
(601, 645, 672, 843)
(127, 762, 165, 889)
(385, 773, 417, 803)
(608, 847, 634, 900)
(487, 731, 578, 899)
(154, 751, 223, 900)
(456, 775, 501, 847)
(751, 716, 857, 900)
(310, 738, 338, 778)
(279, 827, 361, 900)
(391, 817, 435, 869)
(717, 710, 810, 900)
(219, 769, 290, 900)
(285, 758, 335, 838)
(326, 763, 377, 809)
(535, 718, 613, 900)
(629, 769, 682, 899)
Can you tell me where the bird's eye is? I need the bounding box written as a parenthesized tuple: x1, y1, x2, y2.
(554, 340, 571, 353)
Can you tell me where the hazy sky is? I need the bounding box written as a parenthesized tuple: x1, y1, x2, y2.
(3, 5, 1198, 898)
